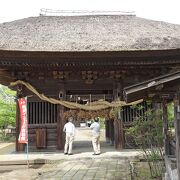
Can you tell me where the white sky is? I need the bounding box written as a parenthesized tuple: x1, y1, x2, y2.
(0, 0, 180, 24)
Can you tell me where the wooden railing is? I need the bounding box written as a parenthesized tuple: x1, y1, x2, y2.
(27, 102, 57, 124)
(122, 101, 152, 123)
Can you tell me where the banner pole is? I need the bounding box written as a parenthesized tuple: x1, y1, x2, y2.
(26, 142, 29, 168)
(26, 97, 29, 168)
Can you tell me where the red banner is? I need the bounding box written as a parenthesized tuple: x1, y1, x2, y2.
(18, 97, 28, 144)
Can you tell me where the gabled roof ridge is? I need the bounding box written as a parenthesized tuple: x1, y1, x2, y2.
(39, 9, 136, 17)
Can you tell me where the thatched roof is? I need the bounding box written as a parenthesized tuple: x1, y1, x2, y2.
(0, 15, 180, 51)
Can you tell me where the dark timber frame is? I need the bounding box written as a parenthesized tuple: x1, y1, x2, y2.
(123, 71, 180, 180)
(0, 49, 180, 153)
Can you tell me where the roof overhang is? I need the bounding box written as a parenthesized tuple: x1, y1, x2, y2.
(123, 71, 180, 103)
(0, 48, 180, 59)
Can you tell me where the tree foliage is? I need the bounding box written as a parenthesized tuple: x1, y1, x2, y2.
(0, 85, 16, 130)
(0, 101, 16, 129)
(126, 106, 165, 178)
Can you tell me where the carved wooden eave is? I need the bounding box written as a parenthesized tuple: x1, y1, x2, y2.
(0, 50, 180, 71)
(0, 49, 180, 86)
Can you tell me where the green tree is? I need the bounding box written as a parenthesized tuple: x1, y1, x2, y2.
(0, 85, 16, 138)
(0, 101, 16, 128)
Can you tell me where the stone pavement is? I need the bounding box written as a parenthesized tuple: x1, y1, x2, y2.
(0, 157, 133, 180)
(0, 127, 143, 179)
(0, 144, 142, 165)
(0, 147, 142, 180)
(0, 128, 142, 165)
(35, 158, 131, 180)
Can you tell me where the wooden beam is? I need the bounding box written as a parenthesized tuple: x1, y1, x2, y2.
(174, 93, 180, 179)
(16, 90, 25, 152)
(114, 118, 124, 149)
(57, 86, 66, 150)
(105, 120, 110, 143)
(109, 120, 114, 145)
(57, 105, 65, 150)
(162, 99, 170, 155)
(113, 81, 124, 149)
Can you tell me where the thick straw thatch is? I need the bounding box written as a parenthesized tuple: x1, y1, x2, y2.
(0, 15, 180, 51)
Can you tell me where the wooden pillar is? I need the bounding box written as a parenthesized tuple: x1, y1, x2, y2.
(114, 118, 124, 149)
(113, 80, 124, 149)
(57, 85, 66, 150)
(174, 93, 180, 179)
(105, 120, 110, 143)
(16, 87, 25, 152)
(109, 120, 114, 145)
(162, 99, 170, 155)
(57, 105, 65, 150)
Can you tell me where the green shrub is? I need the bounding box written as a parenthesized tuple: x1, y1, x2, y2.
(126, 106, 165, 178)
(0, 85, 16, 141)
